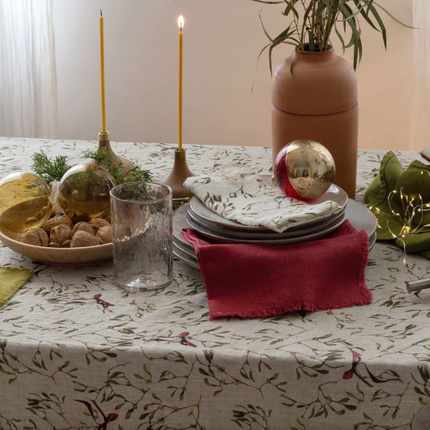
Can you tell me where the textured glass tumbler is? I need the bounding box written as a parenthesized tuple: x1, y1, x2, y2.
(110, 182, 173, 292)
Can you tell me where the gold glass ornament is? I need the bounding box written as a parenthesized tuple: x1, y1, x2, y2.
(58, 164, 116, 222)
(273, 139, 336, 200)
(0, 172, 52, 234)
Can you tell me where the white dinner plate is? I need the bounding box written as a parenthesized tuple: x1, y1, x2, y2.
(189, 183, 348, 232)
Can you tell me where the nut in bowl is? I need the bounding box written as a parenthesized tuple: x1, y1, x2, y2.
(11, 215, 113, 266)
(0, 170, 114, 266)
(0, 226, 112, 266)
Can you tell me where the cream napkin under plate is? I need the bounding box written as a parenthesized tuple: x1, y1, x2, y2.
(183, 167, 343, 233)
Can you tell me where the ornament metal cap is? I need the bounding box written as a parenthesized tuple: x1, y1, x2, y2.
(164, 149, 194, 200)
(98, 131, 133, 175)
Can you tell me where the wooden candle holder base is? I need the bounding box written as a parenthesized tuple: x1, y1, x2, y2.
(98, 132, 133, 175)
(164, 149, 195, 199)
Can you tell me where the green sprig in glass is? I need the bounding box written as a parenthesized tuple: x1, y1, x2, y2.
(31, 149, 152, 186)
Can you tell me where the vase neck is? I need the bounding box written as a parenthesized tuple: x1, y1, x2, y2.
(294, 47, 336, 63)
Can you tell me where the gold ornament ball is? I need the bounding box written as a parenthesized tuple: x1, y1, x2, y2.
(273, 139, 336, 200)
(58, 164, 116, 222)
(0, 172, 53, 234)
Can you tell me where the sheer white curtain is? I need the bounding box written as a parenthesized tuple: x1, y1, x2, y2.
(0, 0, 58, 138)
(411, 0, 430, 151)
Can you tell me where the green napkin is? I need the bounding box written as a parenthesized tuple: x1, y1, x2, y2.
(0, 266, 32, 306)
(365, 151, 430, 259)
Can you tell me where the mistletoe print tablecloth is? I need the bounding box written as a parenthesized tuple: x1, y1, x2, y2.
(0, 137, 429, 430)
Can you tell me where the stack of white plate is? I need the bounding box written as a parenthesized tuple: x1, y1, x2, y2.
(172, 185, 377, 269)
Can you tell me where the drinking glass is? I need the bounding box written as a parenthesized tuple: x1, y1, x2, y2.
(110, 182, 173, 292)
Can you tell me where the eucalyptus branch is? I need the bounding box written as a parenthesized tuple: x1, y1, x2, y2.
(321, 0, 336, 50)
(294, 13, 302, 51)
(299, 0, 307, 50)
(253, 0, 413, 70)
(311, 0, 316, 43)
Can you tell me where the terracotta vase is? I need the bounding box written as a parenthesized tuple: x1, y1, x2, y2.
(271, 47, 358, 199)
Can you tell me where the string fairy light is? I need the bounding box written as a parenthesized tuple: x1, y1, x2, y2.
(368, 169, 430, 292)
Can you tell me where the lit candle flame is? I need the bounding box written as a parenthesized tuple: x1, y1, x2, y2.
(178, 15, 184, 31)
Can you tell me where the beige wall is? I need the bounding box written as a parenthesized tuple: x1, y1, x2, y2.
(53, 0, 414, 151)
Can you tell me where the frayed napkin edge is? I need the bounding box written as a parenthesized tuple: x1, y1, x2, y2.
(209, 294, 373, 320)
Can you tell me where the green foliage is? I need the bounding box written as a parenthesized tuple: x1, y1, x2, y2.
(82, 149, 153, 185)
(31, 150, 72, 184)
(253, 0, 414, 71)
(31, 149, 153, 186)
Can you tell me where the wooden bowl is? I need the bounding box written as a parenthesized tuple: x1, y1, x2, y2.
(0, 229, 112, 266)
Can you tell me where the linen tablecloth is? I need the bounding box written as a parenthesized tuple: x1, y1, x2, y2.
(0, 138, 429, 430)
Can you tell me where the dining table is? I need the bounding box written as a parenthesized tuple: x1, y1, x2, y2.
(0, 136, 429, 430)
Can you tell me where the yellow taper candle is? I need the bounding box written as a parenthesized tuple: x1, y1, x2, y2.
(100, 10, 106, 134)
(178, 15, 184, 151)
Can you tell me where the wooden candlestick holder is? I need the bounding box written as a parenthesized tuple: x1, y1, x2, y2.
(164, 149, 194, 199)
(98, 132, 133, 175)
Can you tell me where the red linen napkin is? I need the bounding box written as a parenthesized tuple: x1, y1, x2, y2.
(182, 221, 372, 319)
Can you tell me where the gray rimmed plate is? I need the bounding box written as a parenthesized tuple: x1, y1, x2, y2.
(187, 206, 346, 240)
(173, 239, 198, 261)
(189, 183, 348, 232)
(173, 242, 200, 269)
(173, 199, 377, 258)
(185, 210, 347, 244)
(173, 204, 196, 250)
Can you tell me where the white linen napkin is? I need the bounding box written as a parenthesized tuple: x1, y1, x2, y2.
(183, 167, 343, 233)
